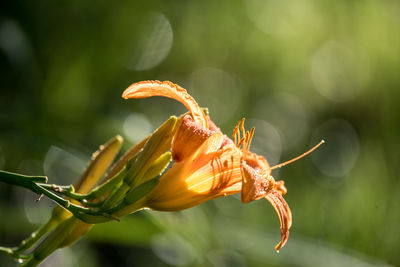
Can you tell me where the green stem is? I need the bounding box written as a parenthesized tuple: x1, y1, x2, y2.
(13, 218, 59, 253)
(36, 166, 128, 210)
(38, 183, 87, 200)
(0, 246, 32, 263)
(0, 170, 47, 189)
(101, 183, 131, 210)
(0, 246, 14, 256)
(0, 246, 17, 259)
(0, 170, 73, 208)
(20, 218, 79, 267)
(0, 170, 115, 223)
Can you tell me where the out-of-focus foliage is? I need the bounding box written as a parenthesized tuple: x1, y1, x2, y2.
(0, 0, 399, 266)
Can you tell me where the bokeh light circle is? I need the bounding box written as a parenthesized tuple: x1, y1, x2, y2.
(311, 41, 362, 102)
(247, 119, 282, 167)
(311, 119, 359, 180)
(253, 92, 308, 150)
(151, 232, 197, 266)
(189, 67, 242, 123)
(127, 12, 173, 71)
(246, 0, 315, 36)
(123, 113, 152, 144)
(0, 20, 31, 67)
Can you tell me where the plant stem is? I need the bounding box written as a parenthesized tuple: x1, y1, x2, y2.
(0, 170, 47, 190)
(38, 183, 87, 200)
(14, 218, 59, 253)
(0, 170, 115, 223)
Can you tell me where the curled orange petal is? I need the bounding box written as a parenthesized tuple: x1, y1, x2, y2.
(265, 190, 292, 251)
(122, 80, 208, 128)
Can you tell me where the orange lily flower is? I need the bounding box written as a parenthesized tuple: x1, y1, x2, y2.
(122, 80, 323, 251)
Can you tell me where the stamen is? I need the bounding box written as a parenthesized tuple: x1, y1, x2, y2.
(240, 119, 245, 140)
(270, 140, 325, 170)
(233, 118, 246, 148)
(237, 137, 245, 149)
(233, 119, 255, 154)
(246, 128, 255, 152)
(244, 131, 249, 148)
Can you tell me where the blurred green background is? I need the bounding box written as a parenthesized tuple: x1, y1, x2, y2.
(1, 0, 399, 266)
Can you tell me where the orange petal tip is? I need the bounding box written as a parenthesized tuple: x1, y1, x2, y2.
(122, 80, 207, 128)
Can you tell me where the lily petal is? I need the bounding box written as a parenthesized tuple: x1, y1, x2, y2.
(122, 80, 208, 128)
(145, 134, 241, 211)
(240, 161, 273, 203)
(171, 115, 216, 162)
(190, 131, 224, 164)
(242, 151, 270, 173)
(265, 190, 292, 251)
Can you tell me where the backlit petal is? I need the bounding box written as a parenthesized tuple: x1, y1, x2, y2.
(240, 161, 273, 203)
(265, 190, 292, 251)
(171, 115, 216, 162)
(145, 138, 241, 211)
(122, 80, 208, 128)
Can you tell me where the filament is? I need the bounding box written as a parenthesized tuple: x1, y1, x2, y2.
(270, 140, 325, 170)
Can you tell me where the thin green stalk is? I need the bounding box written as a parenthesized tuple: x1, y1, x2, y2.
(20, 217, 79, 267)
(0, 170, 47, 189)
(13, 218, 59, 253)
(0, 170, 116, 223)
(38, 184, 87, 200)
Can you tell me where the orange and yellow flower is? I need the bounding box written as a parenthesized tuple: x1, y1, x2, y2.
(122, 80, 322, 251)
